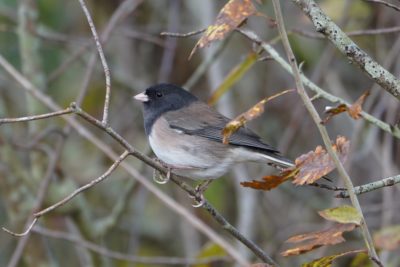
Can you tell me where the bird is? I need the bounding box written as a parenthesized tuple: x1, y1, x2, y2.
(134, 83, 293, 181)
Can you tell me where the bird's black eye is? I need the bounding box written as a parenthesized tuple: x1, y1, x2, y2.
(156, 92, 163, 97)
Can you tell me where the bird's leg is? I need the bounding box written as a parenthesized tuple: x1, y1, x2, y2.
(191, 179, 213, 208)
(152, 158, 173, 184)
(152, 157, 204, 184)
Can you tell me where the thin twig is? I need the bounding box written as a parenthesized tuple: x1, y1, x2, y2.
(120, 28, 165, 47)
(337, 175, 400, 198)
(77, 0, 111, 125)
(3, 218, 38, 237)
(183, 36, 231, 89)
(34, 150, 129, 218)
(33, 226, 230, 265)
(161, 28, 206, 38)
(364, 0, 400, 12)
(2, 150, 129, 237)
(0, 108, 72, 124)
(271, 0, 381, 265)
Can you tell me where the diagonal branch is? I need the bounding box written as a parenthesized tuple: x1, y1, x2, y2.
(3, 150, 130, 236)
(0, 108, 72, 124)
(292, 0, 400, 100)
(337, 174, 400, 198)
(271, 0, 381, 265)
(32, 226, 230, 265)
(237, 28, 400, 140)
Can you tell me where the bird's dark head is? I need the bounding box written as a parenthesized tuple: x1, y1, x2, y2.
(134, 83, 198, 134)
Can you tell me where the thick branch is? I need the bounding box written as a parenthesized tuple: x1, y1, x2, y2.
(292, 0, 400, 100)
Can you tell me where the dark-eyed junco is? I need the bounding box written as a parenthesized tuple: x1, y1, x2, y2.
(134, 83, 293, 180)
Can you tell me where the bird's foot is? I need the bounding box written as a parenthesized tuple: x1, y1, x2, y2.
(152, 158, 173, 184)
(190, 180, 213, 208)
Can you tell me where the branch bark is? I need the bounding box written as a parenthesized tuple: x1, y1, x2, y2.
(292, 0, 400, 100)
(271, 0, 381, 265)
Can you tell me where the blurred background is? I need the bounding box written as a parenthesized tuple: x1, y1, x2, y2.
(0, 0, 399, 266)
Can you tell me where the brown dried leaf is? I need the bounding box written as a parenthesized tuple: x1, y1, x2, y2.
(292, 136, 350, 185)
(348, 90, 370, 119)
(240, 169, 296, 191)
(189, 0, 256, 59)
(222, 89, 294, 144)
(281, 223, 357, 257)
(322, 91, 370, 124)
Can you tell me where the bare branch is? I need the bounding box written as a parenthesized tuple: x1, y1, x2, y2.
(3, 150, 128, 237)
(292, 26, 400, 38)
(34, 150, 129, 218)
(2, 218, 38, 237)
(271, 0, 381, 264)
(77, 0, 111, 125)
(337, 175, 400, 198)
(292, 0, 400, 100)
(161, 28, 206, 38)
(0, 108, 72, 124)
(33, 226, 230, 265)
(364, 0, 400, 12)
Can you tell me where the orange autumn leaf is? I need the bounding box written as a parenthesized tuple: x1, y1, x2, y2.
(348, 90, 370, 119)
(292, 136, 350, 185)
(240, 169, 295, 191)
(321, 104, 347, 124)
(322, 91, 370, 124)
(189, 0, 257, 59)
(222, 89, 294, 144)
(281, 223, 357, 257)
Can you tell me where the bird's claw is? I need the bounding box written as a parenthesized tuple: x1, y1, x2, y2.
(192, 194, 205, 208)
(152, 168, 170, 184)
(152, 158, 173, 184)
(190, 180, 212, 208)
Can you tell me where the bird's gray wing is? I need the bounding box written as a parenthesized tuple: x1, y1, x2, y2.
(163, 101, 280, 154)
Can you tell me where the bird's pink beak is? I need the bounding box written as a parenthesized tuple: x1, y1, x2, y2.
(133, 92, 149, 102)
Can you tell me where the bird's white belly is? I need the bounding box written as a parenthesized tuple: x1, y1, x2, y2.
(149, 129, 234, 180)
